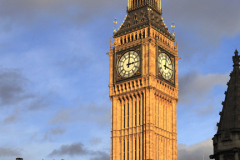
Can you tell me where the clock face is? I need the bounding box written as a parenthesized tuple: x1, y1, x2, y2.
(158, 53, 173, 80)
(117, 51, 140, 78)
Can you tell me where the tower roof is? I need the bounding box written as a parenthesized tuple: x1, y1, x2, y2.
(113, 0, 174, 40)
(217, 49, 240, 135)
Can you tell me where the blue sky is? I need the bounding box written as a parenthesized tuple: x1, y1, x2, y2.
(0, 0, 240, 160)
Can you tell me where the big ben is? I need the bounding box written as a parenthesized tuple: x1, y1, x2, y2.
(107, 0, 180, 160)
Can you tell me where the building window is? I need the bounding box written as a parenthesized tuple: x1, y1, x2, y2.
(124, 104, 125, 128)
(124, 139, 125, 160)
(128, 102, 129, 128)
(139, 137, 141, 160)
(142, 94, 144, 124)
(127, 140, 129, 160)
(135, 138, 137, 160)
(139, 100, 141, 125)
(135, 101, 137, 126)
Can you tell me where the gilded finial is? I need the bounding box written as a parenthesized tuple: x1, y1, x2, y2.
(160, 0, 161, 10)
(171, 23, 175, 32)
(113, 18, 117, 34)
(171, 23, 175, 37)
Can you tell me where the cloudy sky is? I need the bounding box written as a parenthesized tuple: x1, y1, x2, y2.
(0, 0, 239, 160)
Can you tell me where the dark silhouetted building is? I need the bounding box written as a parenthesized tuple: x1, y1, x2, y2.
(210, 50, 240, 160)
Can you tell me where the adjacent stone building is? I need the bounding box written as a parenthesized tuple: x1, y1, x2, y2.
(210, 50, 240, 160)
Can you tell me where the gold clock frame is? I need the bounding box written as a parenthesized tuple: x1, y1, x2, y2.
(157, 46, 175, 86)
(114, 45, 142, 83)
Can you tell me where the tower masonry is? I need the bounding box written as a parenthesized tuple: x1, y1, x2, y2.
(107, 0, 180, 160)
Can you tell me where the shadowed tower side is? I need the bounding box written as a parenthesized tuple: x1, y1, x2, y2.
(107, 0, 180, 160)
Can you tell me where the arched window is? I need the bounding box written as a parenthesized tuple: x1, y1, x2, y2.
(139, 33, 142, 39)
(128, 36, 130, 42)
(143, 31, 145, 38)
(124, 139, 125, 160)
(135, 138, 137, 160)
(135, 33, 137, 40)
(124, 37, 126, 43)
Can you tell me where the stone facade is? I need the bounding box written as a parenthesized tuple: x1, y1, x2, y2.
(210, 50, 240, 160)
(107, 0, 179, 160)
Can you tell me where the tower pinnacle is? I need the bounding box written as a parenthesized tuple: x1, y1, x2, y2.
(233, 49, 240, 68)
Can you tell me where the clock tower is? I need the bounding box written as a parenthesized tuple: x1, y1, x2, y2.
(107, 0, 180, 160)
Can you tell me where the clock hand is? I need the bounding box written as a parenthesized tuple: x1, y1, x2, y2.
(127, 61, 139, 66)
(164, 64, 173, 71)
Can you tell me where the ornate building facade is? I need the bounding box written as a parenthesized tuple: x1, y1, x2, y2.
(107, 0, 180, 159)
(210, 50, 240, 160)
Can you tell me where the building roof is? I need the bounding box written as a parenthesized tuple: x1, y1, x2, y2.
(217, 50, 240, 135)
(113, 2, 174, 41)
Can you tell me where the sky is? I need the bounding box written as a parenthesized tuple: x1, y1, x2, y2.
(0, 0, 240, 160)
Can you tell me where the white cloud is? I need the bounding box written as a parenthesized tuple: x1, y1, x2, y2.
(48, 142, 110, 160)
(48, 102, 110, 125)
(0, 0, 125, 30)
(0, 68, 31, 106)
(43, 127, 67, 141)
(178, 138, 213, 160)
(179, 72, 229, 104)
(165, 0, 240, 44)
(0, 147, 21, 157)
(89, 137, 102, 146)
(3, 107, 19, 123)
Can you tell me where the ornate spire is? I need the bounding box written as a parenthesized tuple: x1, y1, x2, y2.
(113, 0, 174, 40)
(210, 49, 240, 160)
